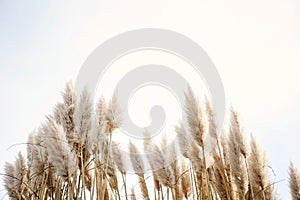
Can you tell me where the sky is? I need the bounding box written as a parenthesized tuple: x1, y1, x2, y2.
(0, 0, 300, 199)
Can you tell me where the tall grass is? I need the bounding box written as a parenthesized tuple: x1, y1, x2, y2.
(3, 82, 300, 200)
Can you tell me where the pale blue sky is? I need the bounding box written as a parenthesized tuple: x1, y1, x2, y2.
(1, 1, 300, 199)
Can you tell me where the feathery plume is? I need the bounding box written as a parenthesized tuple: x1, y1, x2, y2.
(112, 141, 127, 173)
(145, 133, 175, 187)
(106, 91, 121, 134)
(188, 141, 203, 172)
(185, 86, 207, 147)
(249, 135, 273, 199)
(74, 88, 93, 146)
(169, 144, 183, 200)
(41, 117, 77, 180)
(229, 108, 248, 158)
(228, 109, 249, 198)
(289, 162, 300, 200)
(4, 162, 17, 199)
(205, 98, 218, 140)
(26, 131, 36, 171)
(175, 121, 191, 158)
(53, 82, 76, 142)
(151, 144, 175, 188)
(181, 160, 192, 199)
(129, 142, 145, 174)
(13, 152, 28, 199)
(112, 141, 129, 200)
(90, 97, 108, 156)
(129, 142, 149, 199)
(97, 96, 107, 128)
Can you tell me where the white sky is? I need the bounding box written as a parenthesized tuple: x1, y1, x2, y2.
(0, 0, 300, 199)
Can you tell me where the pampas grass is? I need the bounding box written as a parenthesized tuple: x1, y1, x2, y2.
(2, 82, 298, 200)
(41, 117, 77, 181)
(228, 109, 249, 199)
(289, 162, 300, 200)
(4, 153, 28, 199)
(249, 135, 274, 200)
(129, 142, 149, 199)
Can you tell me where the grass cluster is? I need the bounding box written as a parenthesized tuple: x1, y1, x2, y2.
(3, 83, 300, 200)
